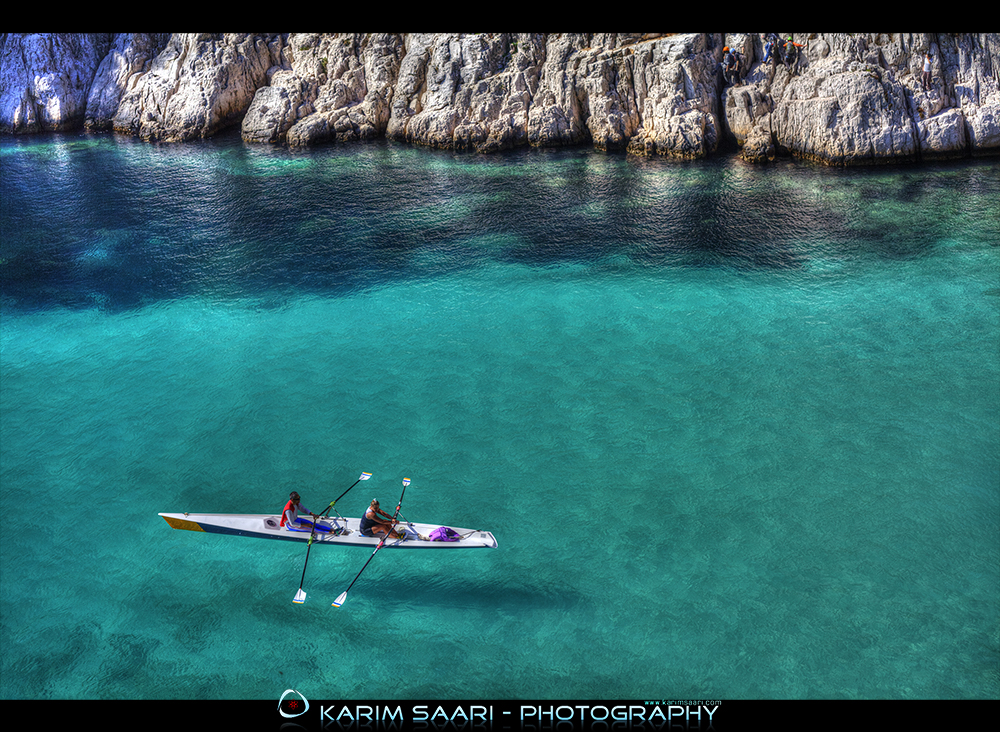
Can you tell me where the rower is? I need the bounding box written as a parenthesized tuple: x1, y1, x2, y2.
(359, 499, 403, 539)
(280, 491, 320, 531)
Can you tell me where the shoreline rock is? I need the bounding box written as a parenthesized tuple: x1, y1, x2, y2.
(2, 32, 997, 165)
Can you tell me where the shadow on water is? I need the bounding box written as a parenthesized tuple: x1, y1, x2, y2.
(3, 132, 998, 314)
(311, 571, 586, 613)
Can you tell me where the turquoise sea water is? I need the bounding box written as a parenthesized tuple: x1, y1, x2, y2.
(1, 132, 998, 701)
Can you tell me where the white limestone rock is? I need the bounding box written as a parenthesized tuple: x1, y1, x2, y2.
(623, 33, 723, 158)
(727, 32, 1000, 164)
(242, 33, 402, 147)
(110, 33, 280, 142)
(3, 32, 999, 163)
(387, 33, 545, 152)
(84, 34, 170, 131)
(0, 33, 112, 133)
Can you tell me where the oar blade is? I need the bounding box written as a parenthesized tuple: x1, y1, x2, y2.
(332, 591, 348, 608)
(359, 472, 372, 481)
(293, 588, 307, 605)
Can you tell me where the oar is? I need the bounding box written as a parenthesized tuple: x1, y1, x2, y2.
(320, 471, 373, 518)
(332, 478, 409, 608)
(292, 471, 372, 605)
(292, 525, 320, 605)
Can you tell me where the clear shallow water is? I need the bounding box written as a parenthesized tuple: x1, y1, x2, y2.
(1, 132, 998, 700)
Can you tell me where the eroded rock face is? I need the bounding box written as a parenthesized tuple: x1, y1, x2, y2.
(725, 33, 1000, 164)
(527, 33, 722, 158)
(242, 33, 402, 147)
(259, 33, 724, 157)
(0, 33, 279, 141)
(0, 33, 112, 133)
(2, 32, 998, 164)
(387, 33, 547, 153)
(84, 33, 171, 131)
(622, 33, 722, 158)
(108, 33, 282, 142)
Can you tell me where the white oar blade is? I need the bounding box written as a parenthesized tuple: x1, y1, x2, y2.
(402, 478, 410, 486)
(293, 588, 307, 605)
(359, 472, 372, 481)
(332, 591, 348, 608)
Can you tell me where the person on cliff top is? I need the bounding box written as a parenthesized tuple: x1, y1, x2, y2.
(783, 37, 805, 75)
(762, 34, 779, 66)
(722, 46, 741, 86)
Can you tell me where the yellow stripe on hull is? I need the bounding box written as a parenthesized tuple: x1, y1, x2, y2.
(162, 514, 206, 532)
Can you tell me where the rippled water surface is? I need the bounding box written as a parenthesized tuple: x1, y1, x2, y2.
(1, 132, 998, 700)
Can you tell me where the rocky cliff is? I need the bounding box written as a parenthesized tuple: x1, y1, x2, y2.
(2, 33, 998, 164)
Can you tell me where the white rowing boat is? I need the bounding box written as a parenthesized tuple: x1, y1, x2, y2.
(161, 474, 496, 607)
(159, 512, 499, 549)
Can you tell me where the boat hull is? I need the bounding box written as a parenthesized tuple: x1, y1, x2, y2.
(159, 512, 498, 549)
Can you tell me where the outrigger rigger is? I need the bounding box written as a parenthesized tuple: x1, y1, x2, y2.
(158, 473, 498, 606)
